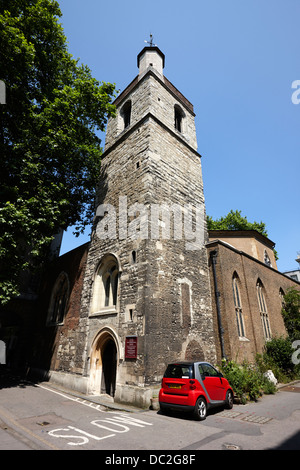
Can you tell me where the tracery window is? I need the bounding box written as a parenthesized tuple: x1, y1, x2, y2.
(47, 272, 69, 325)
(91, 255, 119, 314)
(256, 279, 271, 340)
(232, 274, 246, 337)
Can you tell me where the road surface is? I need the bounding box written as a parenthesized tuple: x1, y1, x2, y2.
(0, 370, 299, 452)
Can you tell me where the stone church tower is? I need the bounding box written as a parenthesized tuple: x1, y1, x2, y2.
(80, 45, 216, 407)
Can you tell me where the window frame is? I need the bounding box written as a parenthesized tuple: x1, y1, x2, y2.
(232, 274, 246, 338)
(256, 279, 271, 340)
(90, 254, 120, 316)
(174, 104, 185, 133)
(120, 100, 131, 130)
(264, 250, 272, 267)
(47, 272, 70, 326)
(198, 363, 220, 378)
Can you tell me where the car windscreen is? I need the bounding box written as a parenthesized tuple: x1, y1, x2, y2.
(164, 364, 194, 379)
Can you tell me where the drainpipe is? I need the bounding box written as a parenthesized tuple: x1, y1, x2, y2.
(210, 250, 227, 360)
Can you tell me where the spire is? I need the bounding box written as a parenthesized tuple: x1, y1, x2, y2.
(137, 35, 165, 77)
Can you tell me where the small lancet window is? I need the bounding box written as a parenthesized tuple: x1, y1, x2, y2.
(264, 250, 272, 267)
(121, 100, 131, 129)
(131, 250, 137, 264)
(174, 105, 184, 133)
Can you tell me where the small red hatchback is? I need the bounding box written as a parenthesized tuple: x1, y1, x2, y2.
(159, 361, 234, 420)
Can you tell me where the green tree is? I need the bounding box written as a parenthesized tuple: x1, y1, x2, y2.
(207, 209, 268, 236)
(0, 0, 116, 303)
(281, 288, 300, 341)
(207, 210, 278, 260)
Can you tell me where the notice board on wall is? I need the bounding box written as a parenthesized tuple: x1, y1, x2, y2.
(125, 336, 137, 359)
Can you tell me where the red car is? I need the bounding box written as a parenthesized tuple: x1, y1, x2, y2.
(159, 361, 234, 420)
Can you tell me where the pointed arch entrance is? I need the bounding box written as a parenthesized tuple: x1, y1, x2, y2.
(101, 339, 117, 395)
(89, 328, 119, 397)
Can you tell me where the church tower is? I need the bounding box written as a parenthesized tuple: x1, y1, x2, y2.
(80, 44, 216, 407)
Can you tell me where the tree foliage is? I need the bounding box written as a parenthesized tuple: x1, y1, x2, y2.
(207, 209, 268, 236)
(207, 210, 279, 260)
(0, 0, 116, 303)
(281, 287, 300, 341)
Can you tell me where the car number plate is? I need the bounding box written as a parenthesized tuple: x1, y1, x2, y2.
(169, 384, 181, 389)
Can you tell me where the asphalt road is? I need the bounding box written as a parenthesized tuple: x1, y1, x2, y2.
(0, 368, 299, 452)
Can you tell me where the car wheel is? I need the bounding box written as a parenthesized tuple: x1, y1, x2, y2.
(193, 397, 207, 421)
(225, 390, 234, 409)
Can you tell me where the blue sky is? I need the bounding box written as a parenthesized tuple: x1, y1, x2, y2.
(57, 0, 300, 273)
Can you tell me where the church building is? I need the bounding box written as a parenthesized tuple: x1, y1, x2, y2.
(1, 45, 299, 409)
(37, 45, 216, 407)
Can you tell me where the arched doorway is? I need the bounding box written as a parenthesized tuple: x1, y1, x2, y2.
(89, 329, 119, 397)
(101, 339, 117, 396)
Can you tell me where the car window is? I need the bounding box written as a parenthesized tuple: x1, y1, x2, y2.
(198, 363, 220, 378)
(164, 364, 194, 379)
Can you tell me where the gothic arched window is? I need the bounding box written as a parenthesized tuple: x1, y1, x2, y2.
(264, 250, 272, 267)
(279, 288, 285, 307)
(91, 255, 119, 314)
(256, 279, 271, 340)
(232, 273, 246, 337)
(47, 272, 69, 325)
(121, 100, 131, 130)
(174, 104, 185, 133)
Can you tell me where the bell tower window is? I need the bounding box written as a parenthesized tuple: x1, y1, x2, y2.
(174, 104, 185, 133)
(121, 100, 131, 130)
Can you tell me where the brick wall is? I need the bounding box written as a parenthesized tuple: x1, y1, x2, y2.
(207, 240, 300, 364)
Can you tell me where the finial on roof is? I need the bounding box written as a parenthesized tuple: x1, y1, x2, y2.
(138, 35, 165, 76)
(144, 33, 157, 47)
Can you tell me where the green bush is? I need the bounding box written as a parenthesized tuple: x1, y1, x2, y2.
(256, 336, 300, 383)
(219, 336, 300, 403)
(281, 288, 300, 342)
(219, 359, 276, 404)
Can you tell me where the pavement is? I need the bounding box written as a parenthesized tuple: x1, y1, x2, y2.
(2, 365, 299, 414)
(39, 380, 146, 413)
(0, 366, 141, 413)
(42, 375, 300, 408)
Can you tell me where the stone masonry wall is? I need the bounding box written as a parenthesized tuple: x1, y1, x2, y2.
(78, 59, 216, 403)
(79, 111, 216, 393)
(105, 69, 197, 151)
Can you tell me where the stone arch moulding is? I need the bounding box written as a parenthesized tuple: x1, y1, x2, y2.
(182, 335, 206, 362)
(184, 340, 205, 362)
(93, 252, 123, 276)
(90, 326, 123, 360)
(90, 253, 122, 315)
(88, 326, 123, 396)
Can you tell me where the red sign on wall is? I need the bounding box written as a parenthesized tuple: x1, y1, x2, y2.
(125, 336, 137, 359)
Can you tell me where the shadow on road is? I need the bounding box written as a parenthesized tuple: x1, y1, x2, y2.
(272, 431, 300, 450)
(0, 366, 37, 390)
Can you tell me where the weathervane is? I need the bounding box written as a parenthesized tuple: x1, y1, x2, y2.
(144, 33, 157, 47)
